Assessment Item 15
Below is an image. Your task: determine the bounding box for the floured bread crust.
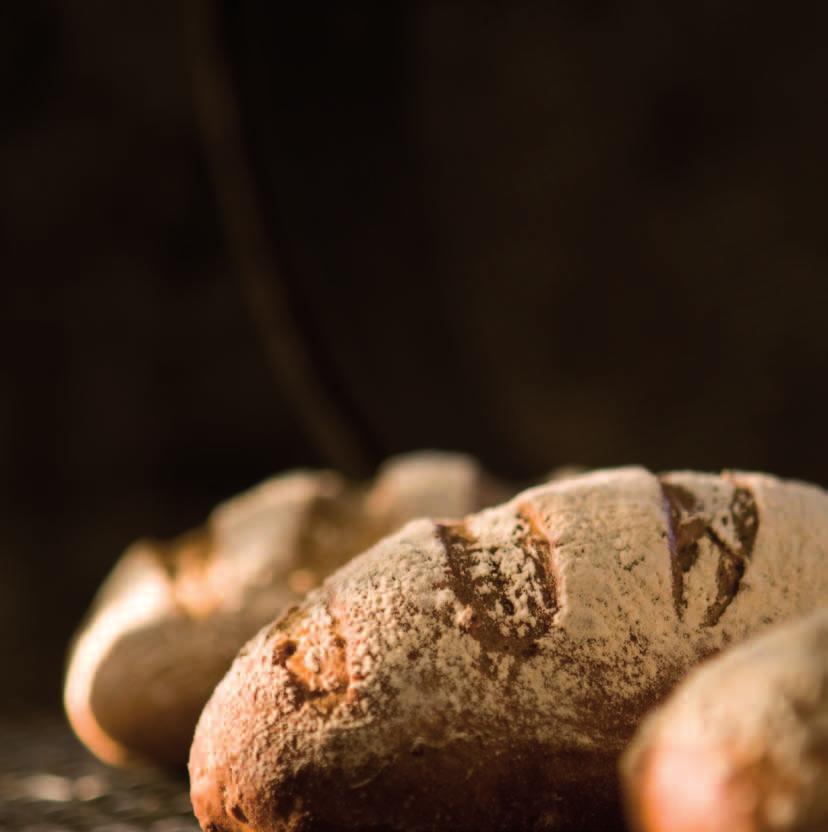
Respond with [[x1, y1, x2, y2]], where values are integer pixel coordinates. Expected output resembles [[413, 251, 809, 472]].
[[621, 609, 828, 832], [189, 466, 828, 831], [65, 451, 502, 767]]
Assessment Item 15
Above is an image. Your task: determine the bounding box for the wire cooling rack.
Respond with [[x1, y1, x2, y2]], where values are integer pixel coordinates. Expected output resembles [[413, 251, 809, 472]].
[[0, 715, 199, 832]]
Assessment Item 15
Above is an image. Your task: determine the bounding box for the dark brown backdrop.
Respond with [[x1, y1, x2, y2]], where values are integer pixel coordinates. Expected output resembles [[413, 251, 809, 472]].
[[2, 1, 827, 711], [0, 2, 318, 710]]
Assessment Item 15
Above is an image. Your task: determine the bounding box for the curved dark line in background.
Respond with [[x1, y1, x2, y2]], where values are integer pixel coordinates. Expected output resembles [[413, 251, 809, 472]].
[[180, 0, 372, 478]]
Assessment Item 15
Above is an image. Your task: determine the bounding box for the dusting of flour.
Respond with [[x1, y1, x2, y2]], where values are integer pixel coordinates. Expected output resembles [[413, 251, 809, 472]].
[[190, 466, 828, 826]]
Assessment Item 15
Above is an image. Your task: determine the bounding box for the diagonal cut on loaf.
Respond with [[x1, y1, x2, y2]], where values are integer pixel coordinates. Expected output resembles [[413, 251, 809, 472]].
[[189, 466, 828, 832]]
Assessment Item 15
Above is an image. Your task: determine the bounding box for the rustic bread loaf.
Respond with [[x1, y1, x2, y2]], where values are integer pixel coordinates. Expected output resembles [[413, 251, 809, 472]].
[[65, 451, 503, 767], [621, 608, 828, 832], [189, 466, 828, 831]]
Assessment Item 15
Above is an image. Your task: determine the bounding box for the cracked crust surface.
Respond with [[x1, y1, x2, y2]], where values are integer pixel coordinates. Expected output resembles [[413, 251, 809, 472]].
[[660, 476, 760, 626], [621, 609, 828, 832], [189, 466, 828, 831], [64, 451, 503, 767]]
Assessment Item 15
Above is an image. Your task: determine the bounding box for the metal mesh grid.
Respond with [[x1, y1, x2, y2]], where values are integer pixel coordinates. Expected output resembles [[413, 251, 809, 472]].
[[0, 715, 198, 832]]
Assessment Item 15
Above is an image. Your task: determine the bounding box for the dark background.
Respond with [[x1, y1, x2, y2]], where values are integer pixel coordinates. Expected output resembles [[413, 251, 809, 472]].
[[2, 1, 827, 712]]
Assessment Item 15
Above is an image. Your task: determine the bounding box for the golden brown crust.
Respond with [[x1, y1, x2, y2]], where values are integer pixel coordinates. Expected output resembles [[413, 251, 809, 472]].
[[65, 452, 501, 767], [190, 467, 828, 831]]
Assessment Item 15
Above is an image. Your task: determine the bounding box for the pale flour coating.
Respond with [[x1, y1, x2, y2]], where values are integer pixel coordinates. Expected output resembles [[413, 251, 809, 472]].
[[190, 466, 828, 831]]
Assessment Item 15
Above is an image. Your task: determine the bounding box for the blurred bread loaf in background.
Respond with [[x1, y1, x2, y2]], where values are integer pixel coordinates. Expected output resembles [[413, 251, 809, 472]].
[[64, 451, 507, 766]]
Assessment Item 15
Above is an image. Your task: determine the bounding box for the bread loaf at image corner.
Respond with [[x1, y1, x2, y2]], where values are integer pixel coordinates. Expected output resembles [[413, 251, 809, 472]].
[[64, 452, 506, 767], [189, 466, 828, 832], [621, 608, 828, 832]]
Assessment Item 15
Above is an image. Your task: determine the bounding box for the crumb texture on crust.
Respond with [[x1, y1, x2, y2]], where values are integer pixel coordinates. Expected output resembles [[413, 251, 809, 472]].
[[621, 608, 828, 832], [189, 466, 828, 831], [65, 451, 495, 767]]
